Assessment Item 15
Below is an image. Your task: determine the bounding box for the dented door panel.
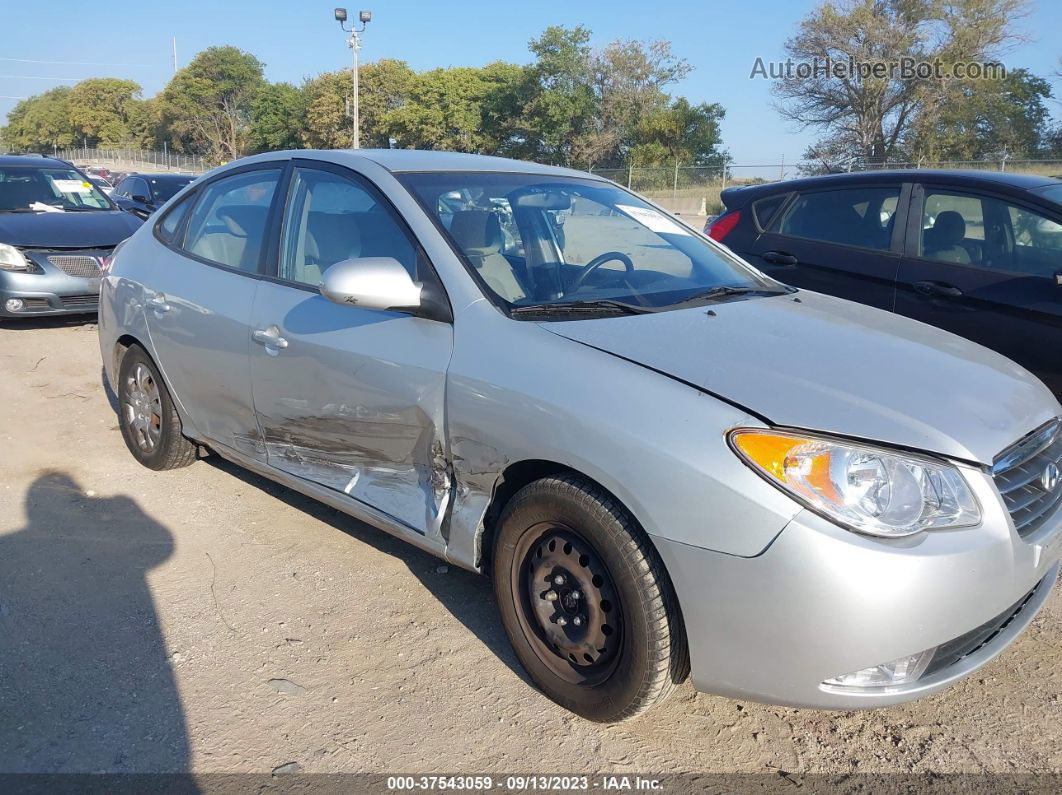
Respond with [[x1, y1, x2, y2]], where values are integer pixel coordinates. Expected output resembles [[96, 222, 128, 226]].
[[249, 281, 453, 536]]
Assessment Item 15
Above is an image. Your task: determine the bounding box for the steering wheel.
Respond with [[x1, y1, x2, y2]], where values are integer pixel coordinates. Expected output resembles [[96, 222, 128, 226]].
[[568, 251, 635, 292]]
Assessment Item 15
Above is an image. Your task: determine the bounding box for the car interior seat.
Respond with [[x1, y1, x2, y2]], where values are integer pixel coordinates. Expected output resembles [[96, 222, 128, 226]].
[[923, 210, 972, 264], [448, 210, 527, 302]]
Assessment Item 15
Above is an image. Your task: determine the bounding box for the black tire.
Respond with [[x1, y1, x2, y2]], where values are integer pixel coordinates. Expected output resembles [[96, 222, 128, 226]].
[[493, 473, 688, 722], [117, 344, 197, 471]]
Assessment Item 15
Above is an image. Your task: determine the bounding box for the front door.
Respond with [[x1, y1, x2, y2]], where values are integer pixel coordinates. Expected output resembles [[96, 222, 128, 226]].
[[143, 163, 283, 458], [249, 162, 454, 536], [895, 185, 1062, 396]]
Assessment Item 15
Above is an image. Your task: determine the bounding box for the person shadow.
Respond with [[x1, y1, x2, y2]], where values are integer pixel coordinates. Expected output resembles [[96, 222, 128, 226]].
[[0, 471, 190, 774]]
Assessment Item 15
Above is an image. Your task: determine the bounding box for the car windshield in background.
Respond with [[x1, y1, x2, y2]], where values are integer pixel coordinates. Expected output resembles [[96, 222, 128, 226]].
[[148, 177, 193, 202], [398, 172, 785, 316], [0, 166, 112, 212]]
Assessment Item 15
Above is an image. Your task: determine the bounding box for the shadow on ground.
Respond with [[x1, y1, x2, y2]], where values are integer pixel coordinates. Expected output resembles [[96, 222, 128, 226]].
[[204, 455, 532, 688], [0, 472, 190, 773]]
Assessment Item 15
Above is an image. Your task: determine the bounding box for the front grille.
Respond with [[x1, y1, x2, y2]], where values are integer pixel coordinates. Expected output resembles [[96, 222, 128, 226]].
[[58, 295, 98, 308], [923, 576, 1045, 677], [47, 254, 101, 278], [992, 419, 1062, 539]]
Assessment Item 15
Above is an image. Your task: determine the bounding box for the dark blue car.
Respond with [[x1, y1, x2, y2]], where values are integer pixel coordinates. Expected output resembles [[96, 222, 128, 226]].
[[0, 155, 143, 319], [707, 169, 1062, 397]]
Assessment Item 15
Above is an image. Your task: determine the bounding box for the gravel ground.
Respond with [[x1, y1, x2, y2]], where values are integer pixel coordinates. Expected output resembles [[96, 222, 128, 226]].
[[1, 318, 1061, 781]]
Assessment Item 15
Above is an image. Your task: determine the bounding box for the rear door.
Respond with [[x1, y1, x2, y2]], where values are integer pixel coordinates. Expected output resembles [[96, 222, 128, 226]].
[[142, 162, 284, 458], [249, 160, 454, 536], [748, 183, 907, 310], [895, 184, 1062, 395]]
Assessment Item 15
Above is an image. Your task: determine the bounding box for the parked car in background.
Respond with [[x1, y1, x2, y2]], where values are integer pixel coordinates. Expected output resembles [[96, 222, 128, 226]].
[[88, 175, 114, 195], [0, 155, 142, 319], [706, 170, 1062, 396], [112, 173, 195, 218], [100, 150, 1061, 721]]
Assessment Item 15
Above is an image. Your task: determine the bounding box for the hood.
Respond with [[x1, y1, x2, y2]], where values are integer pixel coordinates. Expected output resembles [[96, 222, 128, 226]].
[[0, 210, 142, 248], [543, 290, 1060, 465]]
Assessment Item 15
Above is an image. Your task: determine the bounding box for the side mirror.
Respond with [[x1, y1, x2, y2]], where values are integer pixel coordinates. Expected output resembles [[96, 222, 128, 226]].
[[131, 194, 149, 203], [320, 257, 450, 321]]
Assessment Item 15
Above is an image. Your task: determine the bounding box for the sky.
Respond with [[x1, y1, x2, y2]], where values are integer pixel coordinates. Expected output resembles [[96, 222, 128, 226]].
[[2, 0, 1060, 164]]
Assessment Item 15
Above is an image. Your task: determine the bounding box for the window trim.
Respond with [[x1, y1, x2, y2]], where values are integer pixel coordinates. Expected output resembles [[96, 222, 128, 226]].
[[906, 182, 1062, 279], [768, 183, 909, 255], [153, 160, 287, 277], [256, 159, 454, 322], [751, 192, 794, 233]]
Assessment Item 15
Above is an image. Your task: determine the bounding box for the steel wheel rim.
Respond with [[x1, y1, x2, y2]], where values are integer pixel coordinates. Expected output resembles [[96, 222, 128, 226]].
[[511, 522, 623, 686], [123, 363, 162, 453]]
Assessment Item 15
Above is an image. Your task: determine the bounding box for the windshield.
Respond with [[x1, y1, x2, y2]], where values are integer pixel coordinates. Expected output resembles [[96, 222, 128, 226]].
[[0, 166, 112, 211], [399, 172, 783, 316], [148, 176, 193, 203]]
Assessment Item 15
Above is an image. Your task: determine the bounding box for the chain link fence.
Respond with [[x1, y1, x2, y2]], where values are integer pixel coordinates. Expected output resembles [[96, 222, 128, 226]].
[[51, 146, 208, 175]]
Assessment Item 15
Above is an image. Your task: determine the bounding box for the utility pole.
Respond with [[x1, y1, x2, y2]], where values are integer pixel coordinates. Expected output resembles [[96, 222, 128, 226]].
[[172, 37, 178, 74], [335, 9, 372, 149]]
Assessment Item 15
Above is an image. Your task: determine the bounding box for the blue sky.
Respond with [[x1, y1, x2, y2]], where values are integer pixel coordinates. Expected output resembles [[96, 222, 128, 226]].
[[2, 0, 1060, 163]]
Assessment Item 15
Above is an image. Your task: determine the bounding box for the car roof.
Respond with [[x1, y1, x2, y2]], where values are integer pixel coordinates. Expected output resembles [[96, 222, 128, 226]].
[[722, 168, 1061, 208], [0, 154, 74, 168], [234, 148, 599, 179]]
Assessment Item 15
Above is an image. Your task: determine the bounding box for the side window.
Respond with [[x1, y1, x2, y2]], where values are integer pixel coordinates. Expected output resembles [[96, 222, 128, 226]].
[[752, 194, 788, 230], [113, 178, 129, 197], [777, 186, 900, 251], [278, 167, 421, 287], [1005, 203, 1062, 277], [920, 192, 983, 265], [155, 193, 194, 244], [128, 178, 148, 199], [182, 168, 280, 272]]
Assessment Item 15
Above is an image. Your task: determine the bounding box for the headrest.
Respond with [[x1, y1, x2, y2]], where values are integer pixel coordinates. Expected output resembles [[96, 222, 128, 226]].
[[449, 210, 501, 254], [217, 205, 266, 237], [929, 211, 966, 245]]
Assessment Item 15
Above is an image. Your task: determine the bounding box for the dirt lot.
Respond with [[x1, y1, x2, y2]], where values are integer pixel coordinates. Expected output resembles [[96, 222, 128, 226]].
[[1, 318, 1061, 780]]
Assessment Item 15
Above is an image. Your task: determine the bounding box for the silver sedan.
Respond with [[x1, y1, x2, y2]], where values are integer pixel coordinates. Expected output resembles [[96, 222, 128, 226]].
[[99, 150, 1062, 721]]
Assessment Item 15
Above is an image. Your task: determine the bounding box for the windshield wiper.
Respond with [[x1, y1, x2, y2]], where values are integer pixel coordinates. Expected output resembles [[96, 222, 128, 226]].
[[665, 285, 792, 308], [510, 299, 653, 317]]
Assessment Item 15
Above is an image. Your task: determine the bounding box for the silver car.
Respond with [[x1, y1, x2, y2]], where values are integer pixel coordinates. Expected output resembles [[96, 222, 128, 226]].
[[99, 150, 1062, 722]]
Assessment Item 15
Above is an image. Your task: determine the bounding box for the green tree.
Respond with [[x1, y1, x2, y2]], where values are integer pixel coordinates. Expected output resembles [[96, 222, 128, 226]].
[[301, 70, 353, 149], [2, 87, 76, 151], [631, 98, 727, 166], [68, 78, 143, 146], [250, 82, 307, 152], [160, 46, 266, 162]]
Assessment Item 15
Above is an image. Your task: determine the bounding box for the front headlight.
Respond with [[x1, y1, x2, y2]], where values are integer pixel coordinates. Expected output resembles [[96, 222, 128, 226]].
[[0, 243, 29, 271], [729, 429, 981, 537]]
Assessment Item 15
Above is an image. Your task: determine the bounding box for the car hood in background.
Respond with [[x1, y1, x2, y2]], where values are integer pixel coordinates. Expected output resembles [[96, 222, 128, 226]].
[[0, 210, 142, 248], [542, 290, 1060, 465]]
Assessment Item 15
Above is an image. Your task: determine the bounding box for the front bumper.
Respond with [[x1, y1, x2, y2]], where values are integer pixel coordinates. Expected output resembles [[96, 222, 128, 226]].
[[654, 465, 1062, 709], [0, 249, 106, 317]]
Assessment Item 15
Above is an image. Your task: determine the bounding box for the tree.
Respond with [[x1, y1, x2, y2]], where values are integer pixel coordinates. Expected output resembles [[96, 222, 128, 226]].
[[359, 59, 416, 148], [250, 82, 307, 152], [773, 0, 1030, 167], [160, 46, 265, 162], [388, 63, 524, 152], [68, 78, 143, 147], [631, 98, 728, 166], [301, 70, 354, 149], [2, 87, 76, 151]]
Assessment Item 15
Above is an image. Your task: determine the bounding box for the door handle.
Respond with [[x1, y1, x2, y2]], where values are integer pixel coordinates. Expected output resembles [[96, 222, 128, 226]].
[[762, 251, 798, 266], [913, 280, 963, 298], [252, 327, 289, 349], [146, 294, 171, 313]]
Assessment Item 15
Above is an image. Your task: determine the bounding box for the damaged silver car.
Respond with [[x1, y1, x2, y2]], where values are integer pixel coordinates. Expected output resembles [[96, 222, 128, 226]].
[[99, 150, 1062, 722]]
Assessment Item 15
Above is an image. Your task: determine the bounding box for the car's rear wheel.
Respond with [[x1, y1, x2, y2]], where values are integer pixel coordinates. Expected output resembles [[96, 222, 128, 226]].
[[117, 345, 197, 471], [493, 474, 688, 722]]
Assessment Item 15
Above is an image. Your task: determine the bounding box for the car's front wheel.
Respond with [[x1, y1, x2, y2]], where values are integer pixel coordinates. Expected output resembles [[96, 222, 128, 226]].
[[493, 474, 688, 722], [117, 345, 197, 471]]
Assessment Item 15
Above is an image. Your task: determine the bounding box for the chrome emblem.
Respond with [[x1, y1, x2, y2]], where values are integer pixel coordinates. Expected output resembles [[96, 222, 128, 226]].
[[1042, 462, 1061, 493]]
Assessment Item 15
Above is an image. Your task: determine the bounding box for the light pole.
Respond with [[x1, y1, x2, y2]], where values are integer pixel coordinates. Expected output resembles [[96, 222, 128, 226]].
[[335, 8, 371, 149]]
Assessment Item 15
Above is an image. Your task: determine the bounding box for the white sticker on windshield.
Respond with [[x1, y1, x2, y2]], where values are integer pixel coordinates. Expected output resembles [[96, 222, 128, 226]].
[[52, 179, 93, 194], [616, 204, 690, 236]]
